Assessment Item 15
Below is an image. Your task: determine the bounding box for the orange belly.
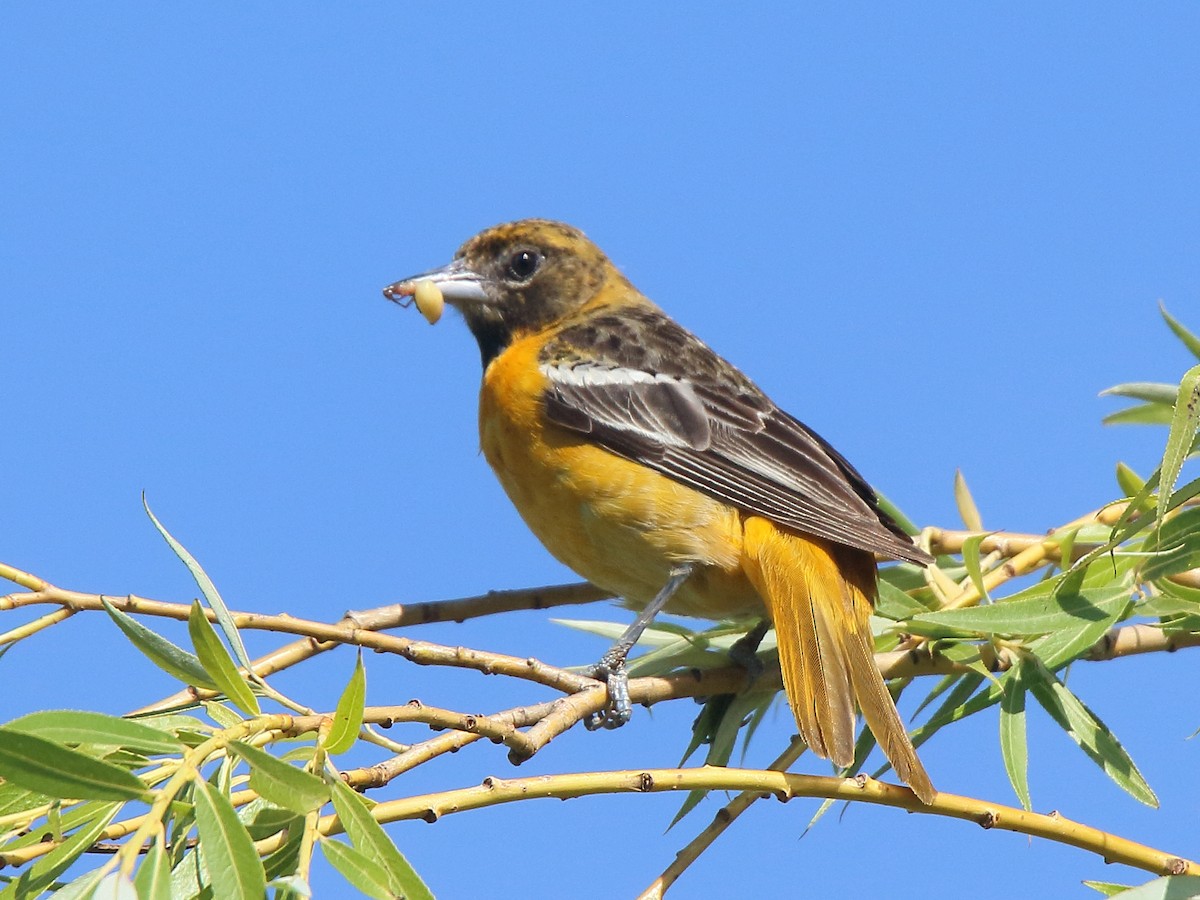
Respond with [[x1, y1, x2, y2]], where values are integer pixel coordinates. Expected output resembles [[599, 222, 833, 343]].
[[478, 332, 763, 620]]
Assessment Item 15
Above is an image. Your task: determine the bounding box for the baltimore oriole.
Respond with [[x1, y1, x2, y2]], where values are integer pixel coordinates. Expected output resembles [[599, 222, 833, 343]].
[[384, 219, 936, 803]]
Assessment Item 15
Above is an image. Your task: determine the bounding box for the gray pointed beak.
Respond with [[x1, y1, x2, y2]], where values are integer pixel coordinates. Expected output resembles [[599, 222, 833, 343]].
[[382, 257, 488, 305]]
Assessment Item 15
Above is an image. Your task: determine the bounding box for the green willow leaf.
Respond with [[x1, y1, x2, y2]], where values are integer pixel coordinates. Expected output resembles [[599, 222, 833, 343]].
[[874, 579, 931, 620], [1024, 661, 1158, 807], [1028, 587, 1132, 671], [324, 652, 366, 755], [1140, 511, 1200, 583], [954, 469, 984, 532], [1099, 382, 1179, 404], [187, 601, 260, 718], [999, 661, 1030, 810], [0, 783, 47, 819], [320, 838, 397, 900], [914, 579, 1129, 637], [44, 867, 110, 900], [101, 599, 217, 690], [262, 817, 305, 881], [911, 673, 959, 720], [240, 796, 303, 842], [203, 700, 245, 729], [0, 801, 120, 898], [0, 729, 150, 801], [960, 533, 992, 603], [3, 710, 180, 755], [670, 691, 772, 828], [1102, 403, 1175, 427], [904, 672, 991, 752], [192, 777, 267, 900], [229, 741, 328, 815], [1115, 461, 1147, 497], [326, 773, 433, 900], [1158, 364, 1200, 528], [133, 840, 173, 900], [875, 492, 921, 536], [1111, 873, 1200, 899], [143, 495, 252, 671], [1160, 302, 1200, 361], [3, 800, 116, 854], [1080, 881, 1133, 897]]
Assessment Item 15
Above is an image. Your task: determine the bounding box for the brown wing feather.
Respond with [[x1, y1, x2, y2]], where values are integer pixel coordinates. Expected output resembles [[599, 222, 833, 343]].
[[541, 306, 931, 565]]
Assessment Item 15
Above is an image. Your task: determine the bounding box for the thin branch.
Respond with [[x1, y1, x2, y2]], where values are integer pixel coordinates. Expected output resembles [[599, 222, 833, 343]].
[[0, 607, 76, 646], [0, 584, 599, 697], [251, 767, 1198, 878], [350, 701, 561, 788], [137, 581, 612, 713]]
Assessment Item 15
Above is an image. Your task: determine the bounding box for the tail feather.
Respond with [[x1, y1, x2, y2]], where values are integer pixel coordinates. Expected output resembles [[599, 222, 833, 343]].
[[741, 516, 936, 804]]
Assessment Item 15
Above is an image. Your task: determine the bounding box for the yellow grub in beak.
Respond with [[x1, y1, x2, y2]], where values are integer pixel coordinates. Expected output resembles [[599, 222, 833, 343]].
[[413, 279, 444, 325]]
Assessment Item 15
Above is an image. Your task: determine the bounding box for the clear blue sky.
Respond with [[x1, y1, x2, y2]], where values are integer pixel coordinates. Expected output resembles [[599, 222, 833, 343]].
[[3, 5, 1199, 898]]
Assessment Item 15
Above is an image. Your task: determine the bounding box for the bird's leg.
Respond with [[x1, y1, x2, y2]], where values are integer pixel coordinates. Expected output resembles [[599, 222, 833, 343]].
[[728, 618, 771, 685], [584, 562, 694, 731]]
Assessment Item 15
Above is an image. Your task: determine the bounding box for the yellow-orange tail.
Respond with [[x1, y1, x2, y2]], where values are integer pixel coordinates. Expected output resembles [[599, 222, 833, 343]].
[[740, 516, 936, 804]]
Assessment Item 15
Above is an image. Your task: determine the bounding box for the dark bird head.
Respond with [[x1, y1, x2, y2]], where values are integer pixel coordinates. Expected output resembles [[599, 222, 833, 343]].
[[384, 219, 618, 365]]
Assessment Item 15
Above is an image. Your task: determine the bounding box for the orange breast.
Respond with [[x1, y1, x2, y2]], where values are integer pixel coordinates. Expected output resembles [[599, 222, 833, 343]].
[[478, 332, 763, 620]]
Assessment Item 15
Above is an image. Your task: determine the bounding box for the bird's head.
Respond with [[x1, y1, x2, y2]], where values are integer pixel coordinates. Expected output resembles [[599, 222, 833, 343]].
[[384, 219, 617, 365]]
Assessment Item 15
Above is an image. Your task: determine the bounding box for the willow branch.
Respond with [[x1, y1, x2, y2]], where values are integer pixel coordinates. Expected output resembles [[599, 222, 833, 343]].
[[138, 581, 612, 713], [247, 767, 1197, 878], [0, 584, 599, 698]]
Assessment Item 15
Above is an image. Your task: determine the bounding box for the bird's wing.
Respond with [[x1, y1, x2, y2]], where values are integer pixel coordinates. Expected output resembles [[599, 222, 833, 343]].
[[540, 306, 930, 564]]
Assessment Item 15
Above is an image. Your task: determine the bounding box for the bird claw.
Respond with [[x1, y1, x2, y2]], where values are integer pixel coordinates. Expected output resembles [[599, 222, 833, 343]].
[[728, 619, 770, 688], [582, 659, 632, 730]]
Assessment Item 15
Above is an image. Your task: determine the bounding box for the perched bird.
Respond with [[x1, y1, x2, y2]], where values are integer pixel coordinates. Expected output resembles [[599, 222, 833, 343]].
[[384, 219, 936, 803]]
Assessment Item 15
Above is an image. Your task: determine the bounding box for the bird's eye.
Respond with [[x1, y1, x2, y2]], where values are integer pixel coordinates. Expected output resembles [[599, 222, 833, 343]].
[[507, 249, 542, 281]]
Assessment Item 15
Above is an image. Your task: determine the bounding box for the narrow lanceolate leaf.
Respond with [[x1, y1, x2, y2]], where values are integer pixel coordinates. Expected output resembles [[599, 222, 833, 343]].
[[1080, 881, 1133, 897], [133, 840, 173, 900], [960, 533, 992, 603], [1160, 301, 1200, 361], [90, 872, 140, 900], [953, 469, 984, 532], [187, 601, 260, 717], [204, 700, 245, 729], [192, 777, 267, 900], [1111, 874, 1200, 899], [3, 710, 180, 754], [914, 580, 1131, 637], [324, 652, 366, 755], [102, 599, 217, 690], [326, 773, 434, 900], [1024, 661, 1158, 807], [1102, 403, 1175, 427], [0, 782, 47, 818], [1099, 382, 1180, 404], [45, 867, 109, 900], [0, 729, 150, 801], [320, 838, 398, 900], [999, 661, 1031, 810], [1158, 364, 1200, 528], [1029, 585, 1133, 671], [874, 579, 931, 620], [230, 741, 328, 815], [1140, 534, 1200, 585], [143, 495, 252, 670], [1115, 461, 1147, 498], [874, 492, 921, 536], [0, 801, 120, 898], [904, 673, 990, 751]]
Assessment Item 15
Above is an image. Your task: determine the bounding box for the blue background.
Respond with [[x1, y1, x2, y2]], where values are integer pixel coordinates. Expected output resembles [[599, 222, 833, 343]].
[[2, 5, 1198, 897]]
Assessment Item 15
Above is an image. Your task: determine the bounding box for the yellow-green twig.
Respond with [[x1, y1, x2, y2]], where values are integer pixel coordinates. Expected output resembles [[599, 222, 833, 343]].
[[258, 767, 1198, 878]]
